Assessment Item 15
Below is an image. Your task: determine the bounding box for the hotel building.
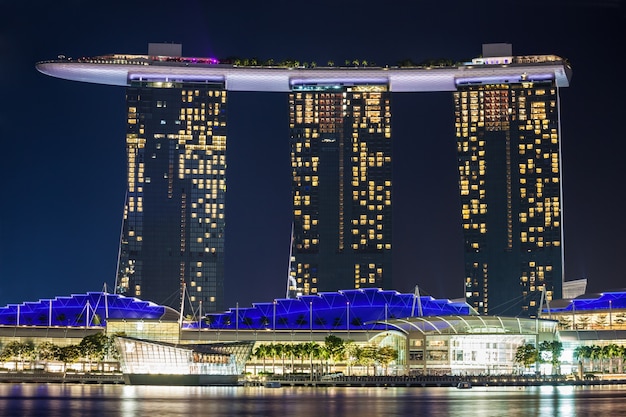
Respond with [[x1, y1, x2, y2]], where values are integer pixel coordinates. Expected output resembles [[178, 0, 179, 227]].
[[455, 44, 565, 317], [116, 44, 227, 312], [288, 84, 392, 296], [36, 43, 571, 316]]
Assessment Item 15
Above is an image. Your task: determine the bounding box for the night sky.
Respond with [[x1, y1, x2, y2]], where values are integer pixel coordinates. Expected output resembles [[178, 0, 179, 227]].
[[1, 0, 624, 309]]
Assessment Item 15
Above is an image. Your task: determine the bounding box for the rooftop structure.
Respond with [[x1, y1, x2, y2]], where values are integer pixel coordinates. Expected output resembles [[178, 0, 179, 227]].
[[198, 288, 475, 332], [0, 292, 177, 327], [543, 290, 626, 314], [36, 51, 571, 92], [0, 288, 473, 332]]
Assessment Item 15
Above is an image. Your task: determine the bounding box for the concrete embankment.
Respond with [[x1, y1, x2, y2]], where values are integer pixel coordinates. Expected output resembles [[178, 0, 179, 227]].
[[0, 371, 124, 384], [3, 372, 625, 387], [244, 375, 626, 388]]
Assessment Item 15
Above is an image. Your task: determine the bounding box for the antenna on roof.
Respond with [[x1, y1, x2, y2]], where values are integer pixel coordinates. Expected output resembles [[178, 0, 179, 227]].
[[102, 282, 110, 323], [411, 285, 423, 317]]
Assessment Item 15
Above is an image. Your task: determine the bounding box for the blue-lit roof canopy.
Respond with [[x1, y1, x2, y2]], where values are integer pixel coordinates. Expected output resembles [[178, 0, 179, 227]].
[[543, 290, 626, 314], [191, 288, 476, 331], [8, 288, 623, 331], [0, 292, 177, 327]]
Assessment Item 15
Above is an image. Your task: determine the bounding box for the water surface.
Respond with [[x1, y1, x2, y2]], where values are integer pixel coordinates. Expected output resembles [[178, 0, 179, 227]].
[[1, 383, 624, 416]]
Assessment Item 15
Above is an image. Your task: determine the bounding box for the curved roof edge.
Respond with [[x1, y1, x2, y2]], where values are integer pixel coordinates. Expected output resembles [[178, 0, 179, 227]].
[[380, 315, 558, 335], [190, 287, 476, 331], [36, 57, 571, 92], [543, 290, 626, 314], [0, 292, 179, 326]]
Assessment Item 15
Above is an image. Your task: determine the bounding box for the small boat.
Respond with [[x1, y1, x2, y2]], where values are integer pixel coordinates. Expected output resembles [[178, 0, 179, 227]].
[[456, 381, 472, 389], [264, 381, 282, 388]]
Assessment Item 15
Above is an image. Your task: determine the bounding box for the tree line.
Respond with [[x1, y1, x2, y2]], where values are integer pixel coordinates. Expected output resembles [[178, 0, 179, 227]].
[[515, 341, 626, 375], [514, 341, 563, 374], [573, 344, 626, 374], [0, 333, 117, 373], [251, 335, 397, 376]]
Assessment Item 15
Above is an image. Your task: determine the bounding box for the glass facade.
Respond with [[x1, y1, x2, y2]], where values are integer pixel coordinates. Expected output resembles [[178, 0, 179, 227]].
[[400, 316, 556, 375], [288, 84, 392, 296], [455, 82, 564, 317], [116, 80, 227, 313], [115, 336, 253, 376], [542, 291, 626, 331]]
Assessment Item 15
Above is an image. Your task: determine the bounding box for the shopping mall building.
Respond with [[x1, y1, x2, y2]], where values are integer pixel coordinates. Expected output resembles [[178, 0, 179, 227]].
[[1, 288, 625, 376]]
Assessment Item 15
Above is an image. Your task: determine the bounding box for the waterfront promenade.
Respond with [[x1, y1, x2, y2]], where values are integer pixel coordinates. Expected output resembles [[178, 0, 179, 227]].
[[3, 371, 626, 387], [0, 371, 124, 384], [245, 374, 626, 388]]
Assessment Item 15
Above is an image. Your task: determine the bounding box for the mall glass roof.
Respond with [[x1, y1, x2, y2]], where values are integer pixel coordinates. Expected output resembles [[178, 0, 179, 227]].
[[5, 289, 623, 331], [0, 292, 178, 327], [383, 315, 558, 336], [543, 290, 626, 314], [192, 288, 476, 331], [0, 288, 474, 331]]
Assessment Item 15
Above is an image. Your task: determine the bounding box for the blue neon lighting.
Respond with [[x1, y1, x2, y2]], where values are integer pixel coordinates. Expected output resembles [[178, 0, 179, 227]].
[[190, 288, 475, 331], [543, 291, 626, 313], [0, 292, 169, 327]]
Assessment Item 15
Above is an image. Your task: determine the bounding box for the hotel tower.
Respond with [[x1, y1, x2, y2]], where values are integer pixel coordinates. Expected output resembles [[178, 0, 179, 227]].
[[37, 43, 571, 316], [117, 44, 227, 312], [455, 44, 565, 317], [287, 84, 393, 297]]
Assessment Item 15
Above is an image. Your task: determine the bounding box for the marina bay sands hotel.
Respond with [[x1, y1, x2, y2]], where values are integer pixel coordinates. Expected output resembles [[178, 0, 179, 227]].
[[36, 43, 572, 317]]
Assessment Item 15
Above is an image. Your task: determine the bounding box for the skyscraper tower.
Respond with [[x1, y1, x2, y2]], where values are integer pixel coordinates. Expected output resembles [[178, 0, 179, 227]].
[[287, 84, 392, 296], [116, 45, 227, 313], [455, 44, 564, 317]]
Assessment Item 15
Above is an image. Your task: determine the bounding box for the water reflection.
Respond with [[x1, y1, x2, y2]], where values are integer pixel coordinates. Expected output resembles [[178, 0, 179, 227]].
[[0, 384, 625, 417]]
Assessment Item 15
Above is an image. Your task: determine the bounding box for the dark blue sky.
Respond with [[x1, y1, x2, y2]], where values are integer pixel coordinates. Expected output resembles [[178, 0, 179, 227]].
[[1, 0, 624, 309]]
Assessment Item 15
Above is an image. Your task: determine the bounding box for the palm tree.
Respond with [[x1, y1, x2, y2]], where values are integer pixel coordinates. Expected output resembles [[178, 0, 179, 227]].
[[605, 344, 620, 373], [292, 343, 307, 373], [617, 345, 626, 374], [283, 343, 296, 374], [574, 345, 592, 375], [253, 344, 269, 374], [302, 342, 320, 379], [590, 345, 603, 372], [265, 343, 277, 374], [539, 341, 563, 375], [318, 345, 331, 375], [273, 343, 287, 375]]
